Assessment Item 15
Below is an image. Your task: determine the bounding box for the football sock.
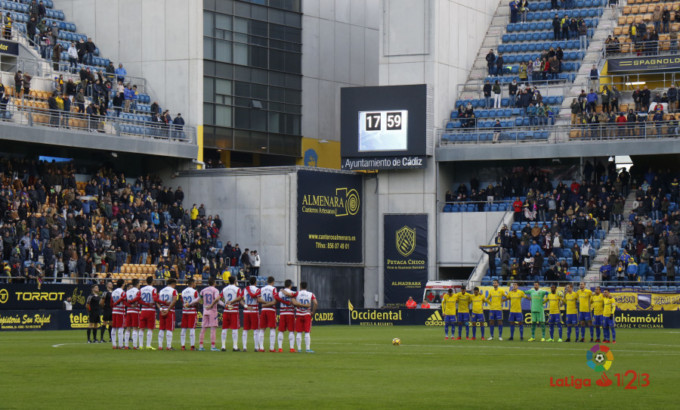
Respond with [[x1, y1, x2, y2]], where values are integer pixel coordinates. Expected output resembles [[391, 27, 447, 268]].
[[242, 331, 248, 349], [481, 325, 485, 339], [232, 330, 238, 349], [465, 324, 469, 338], [472, 325, 477, 339], [498, 324, 503, 338], [296, 332, 302, 350], [596, 326, 601, 339], [181, 329, 186, 347], [289, 332, 295, 349], [444, 323, 449, 337], [589, 326, 594, 338], [558, 323, 563, 338], [166, 330, 173, 348], [510, 324, 515, 338], [132, 329, 138, 348], [138, 329, 143, 348], [567, 326, 572, 339], [100, 326, 105, 340], [210, 328, 216, 347], [519, 325, 524, 338], [269, 329, 276, 350], [190, 329, 196, 347], [458, 324, 462, 336], [108, 325, 112, 340], [581, 326, 586, 339], [120, 328, 126, 347], [147, 329, 153, 347], [541, 323, 546, 338], [531, 323, 536, 338], [550, 324, 554, 339], [278, 331, 284, 349], [488, 325, 493, 338], [305, 333, 311, 351], [199, 327, 206, 347], [221, 330, 227, 349], [603, 327, 609, 340], [111, 327, 117, 347], [119, 329, 130, 347], [158, 330, 165, 349], [87, 328, 91, 341], [610, 327, 616, 341]]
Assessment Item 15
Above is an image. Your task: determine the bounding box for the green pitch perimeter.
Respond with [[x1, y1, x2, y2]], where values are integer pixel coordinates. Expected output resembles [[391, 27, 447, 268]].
[[1, 327, 678, 409]]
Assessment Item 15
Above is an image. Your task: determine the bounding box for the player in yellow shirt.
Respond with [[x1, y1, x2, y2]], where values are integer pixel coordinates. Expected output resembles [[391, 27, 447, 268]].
[[602, 289, 617, 343], [564, 283, 579, 342], [441, 288, 458, 340], [544, 283, 563, 342], [576, 282, 594, 342], [506, 282, 526, 341], [456, 286, 472, 340], [470, 287, 488, 340], [486, 279, 507, 341], [591, 286, 605, 342]]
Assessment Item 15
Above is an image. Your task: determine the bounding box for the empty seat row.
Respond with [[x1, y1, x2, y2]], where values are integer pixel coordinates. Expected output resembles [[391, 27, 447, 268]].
[[455, 96, 564, 110], [527, 0, 606, 11], [507, 19, 598, 32], [498, 40, 583, 53], [524, 8, 604, 22], [502, 52, 585, 64], [441, 131, 550, 142], [442, 203, 512, 212]]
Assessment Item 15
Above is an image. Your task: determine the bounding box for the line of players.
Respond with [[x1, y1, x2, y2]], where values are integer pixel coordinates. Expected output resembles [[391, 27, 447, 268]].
[[105, 275, 318, 352], [440, 280, 618, 343]]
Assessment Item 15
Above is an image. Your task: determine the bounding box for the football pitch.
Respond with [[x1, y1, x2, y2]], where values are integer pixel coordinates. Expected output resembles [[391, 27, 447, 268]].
[[1, 326, 678, 409]]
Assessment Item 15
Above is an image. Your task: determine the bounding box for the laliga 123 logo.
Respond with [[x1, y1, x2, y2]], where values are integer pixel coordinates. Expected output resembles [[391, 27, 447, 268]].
[[550, 345, 651, 389]]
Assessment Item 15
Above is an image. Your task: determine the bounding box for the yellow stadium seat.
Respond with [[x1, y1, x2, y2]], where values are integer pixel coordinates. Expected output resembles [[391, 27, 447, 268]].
[[632, 5, 640, 13], [623, 6, 631, 14]]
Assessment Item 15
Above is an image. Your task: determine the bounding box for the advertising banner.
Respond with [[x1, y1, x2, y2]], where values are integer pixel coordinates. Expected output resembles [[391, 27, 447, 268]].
[[297, 169, 363, 264], [383, 214, 428, 308], [0, 284, 91, 310], [0, 40, 19, 56], [608, 55, 680, 73]]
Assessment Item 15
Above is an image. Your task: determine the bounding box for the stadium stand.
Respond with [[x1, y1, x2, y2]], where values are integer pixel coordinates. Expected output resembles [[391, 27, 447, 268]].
[[0, 157, 263, 286], [442, 0, 609, 143], [0, 0, 189, 141]]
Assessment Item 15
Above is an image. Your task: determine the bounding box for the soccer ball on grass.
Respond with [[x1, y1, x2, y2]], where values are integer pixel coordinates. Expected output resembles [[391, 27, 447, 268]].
[[392, 338, 401, 346]]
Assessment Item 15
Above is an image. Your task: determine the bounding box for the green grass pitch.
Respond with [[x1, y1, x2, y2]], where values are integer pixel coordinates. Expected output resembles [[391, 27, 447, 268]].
[[1, 326, 678, 409]]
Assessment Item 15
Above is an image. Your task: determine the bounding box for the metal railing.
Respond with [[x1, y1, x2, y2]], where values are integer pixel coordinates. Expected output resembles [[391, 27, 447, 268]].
[[0, 102, 197, 144], [439, 119, 680, 145]]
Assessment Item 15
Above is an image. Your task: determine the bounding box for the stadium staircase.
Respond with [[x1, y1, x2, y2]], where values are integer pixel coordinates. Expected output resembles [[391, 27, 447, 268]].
[[443, 0, 610, 144], [584, 190, 636, 285]]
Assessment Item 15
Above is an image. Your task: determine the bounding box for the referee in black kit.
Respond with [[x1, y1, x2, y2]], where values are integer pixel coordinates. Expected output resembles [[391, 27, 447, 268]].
[[86, 285, 102, 343], [99, 281, 114, 342]]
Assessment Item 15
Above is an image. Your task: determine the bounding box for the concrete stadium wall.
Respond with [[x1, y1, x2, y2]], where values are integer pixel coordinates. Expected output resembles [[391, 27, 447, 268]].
[[53, 0, 203, 128], [301, 0, 380, 142], [171, 168, 298, 282], [379, 0, 501, 128], [437, 211, 506, 266]]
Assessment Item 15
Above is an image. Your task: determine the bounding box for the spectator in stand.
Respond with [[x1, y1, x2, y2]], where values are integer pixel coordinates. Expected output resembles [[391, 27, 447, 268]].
[[578, 18, 588, 50], [52, 43, 63, 71], [115, 64, 127, 83], [4, 12, 12, 40], [496, 53, 504, 77], [105, 61, 115, 81], [130, 85, 138, 111], [14, 70, 22, 98], [519, 0, 528, 23], [509, 1, 518, 23], [586, 89, 598, 113], [50, 21, 59, 47], [85, 37, 96, 65], [27, 16, 37, 45], [485, 49, 495, 76], [38, 0, 46, 20], [75, 88, 85, 113], [570, 98, 581, 125], [641, 86, 651, 112], [67, 42, 78, 73], [669, 84, 677, 113], [123, 84, 134, 112], [172, 113, 185, 139], [76, 38, 86, 64], [22, 74, 31, 99], [552, 14, 560, 40], [508, 79, 518, 107], [483, 80, 492, 109], [493, 80, 502, 109]]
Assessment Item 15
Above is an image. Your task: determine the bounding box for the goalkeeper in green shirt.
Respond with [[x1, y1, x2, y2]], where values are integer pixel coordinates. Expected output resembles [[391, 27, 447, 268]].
[[524, 282, 549, 342]]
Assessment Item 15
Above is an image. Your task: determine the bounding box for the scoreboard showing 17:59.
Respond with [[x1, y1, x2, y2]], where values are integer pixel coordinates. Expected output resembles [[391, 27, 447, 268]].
[[358, 110, 409, 152]]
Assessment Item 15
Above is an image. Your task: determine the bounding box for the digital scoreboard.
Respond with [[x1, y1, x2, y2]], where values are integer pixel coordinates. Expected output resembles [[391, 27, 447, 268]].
[[358, 110, 408, 152], [341, 85, 431, 171]]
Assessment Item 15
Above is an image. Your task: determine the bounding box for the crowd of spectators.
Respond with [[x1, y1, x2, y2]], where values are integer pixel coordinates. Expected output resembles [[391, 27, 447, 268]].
[[569, 83, 680, 139], [0, 157, 258, 285]]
